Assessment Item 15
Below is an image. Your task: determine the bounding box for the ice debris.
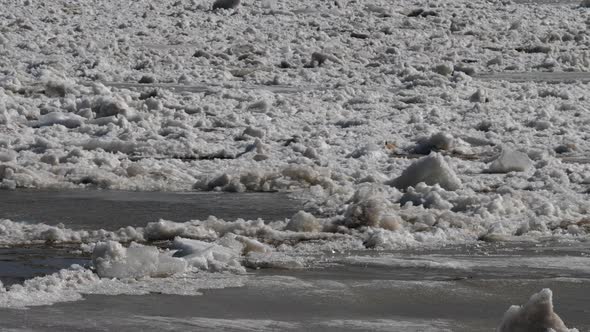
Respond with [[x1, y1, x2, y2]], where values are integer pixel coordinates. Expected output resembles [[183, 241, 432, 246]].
[[388, 153, 462, 191], [286, 210, 322, 232], [92, 241, 187, 278], [487, 149, 533, 173], [172, 237, 245, 273], [344, 186, 403, 230], [413, 132, 455, 154], [497, 288, 578, 332], [34, 112, 86, 128]]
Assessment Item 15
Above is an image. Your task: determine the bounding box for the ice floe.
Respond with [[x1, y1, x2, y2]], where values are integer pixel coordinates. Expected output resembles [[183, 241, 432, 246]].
[[497, 288, 578, 332]]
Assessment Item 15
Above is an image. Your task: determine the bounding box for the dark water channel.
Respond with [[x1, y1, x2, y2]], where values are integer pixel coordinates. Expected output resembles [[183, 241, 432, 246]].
[[0, 189, 301, 230]]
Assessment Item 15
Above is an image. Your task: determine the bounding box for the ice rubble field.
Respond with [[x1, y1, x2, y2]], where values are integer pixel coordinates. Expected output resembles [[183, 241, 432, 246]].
[[0, 0, 590, 329]]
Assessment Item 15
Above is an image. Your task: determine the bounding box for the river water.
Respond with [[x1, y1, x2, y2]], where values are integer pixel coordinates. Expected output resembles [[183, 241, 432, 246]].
[[0, 190, 588, 331]]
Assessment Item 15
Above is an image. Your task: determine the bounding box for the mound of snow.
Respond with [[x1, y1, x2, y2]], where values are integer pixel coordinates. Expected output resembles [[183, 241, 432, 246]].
[[413, 132, 454, 154], [44, 78, 75, 98], [91, 96, 136, 119], [144, 219, 189, 241], [282, 165, 333, 189], [247, 99, 271, 113], [388, 153, 462, 191], [399, 183, 454, 210], [497, 288, 578, 332], [0, 149, 16, 162], [344, 186, 403, 230], [286, 211, 322, 232], [92, 241, 187, 279], [487, 149, 533, 173], [469, 88, 488, 103], [348, 143, 385, 159]]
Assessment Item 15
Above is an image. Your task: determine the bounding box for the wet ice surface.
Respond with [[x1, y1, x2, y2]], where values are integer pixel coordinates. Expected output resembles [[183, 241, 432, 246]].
[[0, 243, 589, 331], [0, 246, 88, 287], [0, 192, 587, 330], [0, 189, 588, 331]]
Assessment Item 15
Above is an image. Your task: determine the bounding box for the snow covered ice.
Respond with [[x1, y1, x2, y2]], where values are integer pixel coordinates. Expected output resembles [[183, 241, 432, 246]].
[[0, 0, 589, 329]]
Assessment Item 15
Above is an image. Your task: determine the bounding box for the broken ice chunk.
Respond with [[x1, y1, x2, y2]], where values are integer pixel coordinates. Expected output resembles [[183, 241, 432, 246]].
[[486, 149, 532, 173], [497, 288, 578, 332], [388, 153, 462, 191]]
